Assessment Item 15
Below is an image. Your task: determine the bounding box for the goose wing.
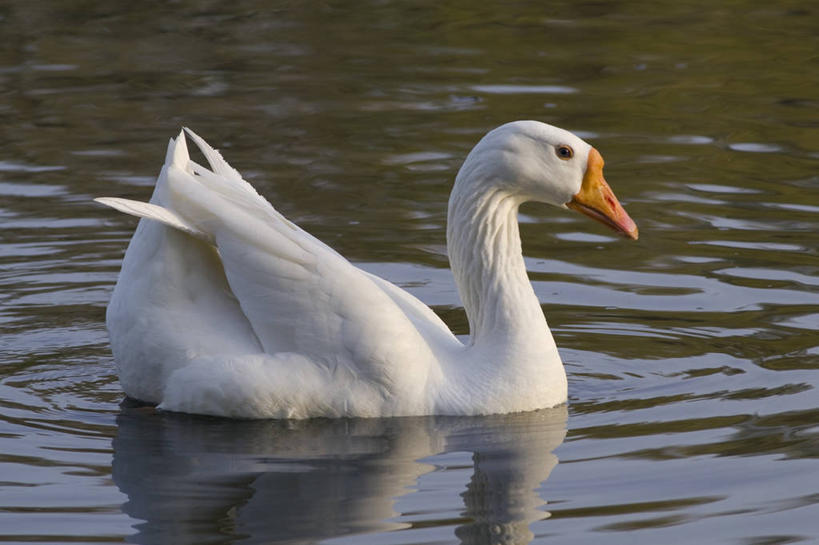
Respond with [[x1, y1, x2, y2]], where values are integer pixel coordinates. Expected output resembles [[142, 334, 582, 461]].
[[98, 130, 460, 383]]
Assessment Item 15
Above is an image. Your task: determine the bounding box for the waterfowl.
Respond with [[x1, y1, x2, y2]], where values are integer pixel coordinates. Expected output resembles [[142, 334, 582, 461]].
[[96, 121, 637, 419]]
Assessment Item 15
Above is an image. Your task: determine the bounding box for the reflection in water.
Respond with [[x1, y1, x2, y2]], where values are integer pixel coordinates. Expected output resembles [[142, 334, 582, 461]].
[[112, 405, 567, 545], [458, 450, 548, 545], [453, 420, 564, 545]]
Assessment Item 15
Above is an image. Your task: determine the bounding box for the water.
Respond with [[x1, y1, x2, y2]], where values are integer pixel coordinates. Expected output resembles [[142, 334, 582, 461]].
[[1, 1, 817, 543]]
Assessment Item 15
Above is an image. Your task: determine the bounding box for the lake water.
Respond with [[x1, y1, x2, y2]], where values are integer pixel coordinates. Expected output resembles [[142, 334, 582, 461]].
[[1, 1, 818, 543]]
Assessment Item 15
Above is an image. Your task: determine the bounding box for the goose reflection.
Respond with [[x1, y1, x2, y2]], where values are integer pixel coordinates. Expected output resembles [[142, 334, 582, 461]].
[[112, 405, 567, 544]]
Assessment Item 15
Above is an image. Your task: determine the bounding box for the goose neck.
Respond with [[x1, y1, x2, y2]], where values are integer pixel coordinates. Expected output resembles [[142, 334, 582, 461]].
[[446, 182, 546, 346]]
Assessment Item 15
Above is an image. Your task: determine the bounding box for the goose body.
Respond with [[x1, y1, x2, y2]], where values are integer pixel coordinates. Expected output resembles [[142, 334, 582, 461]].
[[97, 121, 637, 419]]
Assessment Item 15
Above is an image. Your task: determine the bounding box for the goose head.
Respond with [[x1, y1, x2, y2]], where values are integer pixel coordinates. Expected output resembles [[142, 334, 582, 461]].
[[455, 120, 638, 239]]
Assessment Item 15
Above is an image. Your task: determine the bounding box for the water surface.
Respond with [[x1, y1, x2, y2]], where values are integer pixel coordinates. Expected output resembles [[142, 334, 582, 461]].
[[1, 1, 818, 544]]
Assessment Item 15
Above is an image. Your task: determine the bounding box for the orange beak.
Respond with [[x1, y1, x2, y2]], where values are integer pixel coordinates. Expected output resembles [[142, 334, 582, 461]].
[[566, 148, 639, 240]]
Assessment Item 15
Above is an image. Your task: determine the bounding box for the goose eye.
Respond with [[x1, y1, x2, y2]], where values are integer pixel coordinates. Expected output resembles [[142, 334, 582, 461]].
[[555, 145, 574, 160]]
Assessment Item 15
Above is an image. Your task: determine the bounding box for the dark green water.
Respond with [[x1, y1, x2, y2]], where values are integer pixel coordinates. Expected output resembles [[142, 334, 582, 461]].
[[1, 1, 817, 543]]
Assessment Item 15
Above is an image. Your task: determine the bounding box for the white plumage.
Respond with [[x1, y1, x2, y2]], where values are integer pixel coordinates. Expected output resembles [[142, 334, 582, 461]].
[[97, 121, 637, 418]]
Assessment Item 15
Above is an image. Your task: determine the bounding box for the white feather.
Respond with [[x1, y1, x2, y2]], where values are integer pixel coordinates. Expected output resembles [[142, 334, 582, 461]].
[[95, 197, 211, 242]]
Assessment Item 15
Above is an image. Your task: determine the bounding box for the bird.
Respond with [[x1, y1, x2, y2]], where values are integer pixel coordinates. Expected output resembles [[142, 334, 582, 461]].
[[96, 121, 638, 419]]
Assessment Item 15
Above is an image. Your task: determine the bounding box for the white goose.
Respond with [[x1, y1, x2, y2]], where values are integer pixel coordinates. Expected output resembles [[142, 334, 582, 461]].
[[97, 121, 637, 419]]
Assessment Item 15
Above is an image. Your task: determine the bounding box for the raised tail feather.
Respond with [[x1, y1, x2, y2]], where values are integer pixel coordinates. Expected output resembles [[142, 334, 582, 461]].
[[94, 128, 257, 243], [93, 197, 211, 243], [94, 129, 328, 265]]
